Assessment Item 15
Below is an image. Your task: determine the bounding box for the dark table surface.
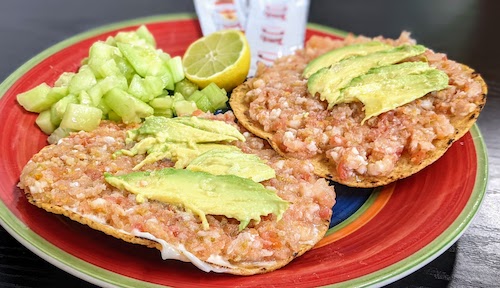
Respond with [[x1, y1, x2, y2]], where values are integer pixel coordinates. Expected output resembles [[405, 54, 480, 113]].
[[0, 0, 498, 287]]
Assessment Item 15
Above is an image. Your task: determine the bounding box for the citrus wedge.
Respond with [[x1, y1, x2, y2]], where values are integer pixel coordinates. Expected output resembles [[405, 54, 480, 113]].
[[182, 30, 250, 91]]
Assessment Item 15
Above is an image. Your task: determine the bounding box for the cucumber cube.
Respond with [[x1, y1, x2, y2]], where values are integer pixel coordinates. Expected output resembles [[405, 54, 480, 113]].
[[60, 103, 102, 132], [201, 82, 228, 111], [103, 88, 154, 123], [113, 56, 135, 82], [136, 25, 156, 48], [47, 127, 73, 144], [172, 92, 186, 102], [187, 90, 212, 111], [78, 90, 93, 106], [117, 42, 173, 89], [128, 75, 164, 102], [96, 99, 111, 117], [117, 42, 157, 77], [50, 86, 69, 99], [54, 72, 76, 87], [174, 79, 198, 98], [166, 56, 184, 83], [153, 108, 174, 118], [194, 95, 212, 112], [36, 110, 57, 134], [88, 75, 128, 105], [149, 96, 174, 110], [89, 41, 122, 59], [158, 68, 175, 90], [88, 57, 122, 79], [114, 31, 144, 46], [107, 110, 122, 122], [68, 65, 97, 95], [173, 100, 197, 116], [50, 94, 79, 126], [105, 36, 116, 46], [17, 83, 58, 113], [158, 49, 171, 62], [186, 90, 205, 102]]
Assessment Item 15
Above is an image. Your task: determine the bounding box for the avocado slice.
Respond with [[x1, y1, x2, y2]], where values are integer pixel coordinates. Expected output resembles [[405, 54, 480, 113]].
[[302, 41, 392, 78], [186, 148, 276, 182], [340, 62, 449, 123], [118, 116, 247, 169], [128, 115, 245, 144], [104, 168, 289, 231], [129, 142, 238, 170], [171, 116, 244, 141], [307, 44, 426, 107]]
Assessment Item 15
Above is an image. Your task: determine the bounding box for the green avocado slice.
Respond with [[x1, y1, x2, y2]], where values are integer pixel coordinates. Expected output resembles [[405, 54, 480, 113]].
[[118, 116, 247, 170], [302, 41, 392, 78], [186, 148, 276, 182], [307, 44, 426, 107], [340, 62, 449, 123], [104, 168, 289, 231], [127, 115, 245, 144]]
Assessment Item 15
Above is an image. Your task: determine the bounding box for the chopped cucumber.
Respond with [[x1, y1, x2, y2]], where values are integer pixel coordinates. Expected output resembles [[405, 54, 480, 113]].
[[105, 36, 116, 46], [88, 57, 122, 79], [167, 56, 184, 83], [50, 94, 79, 126], [117, 42, 157, 77], [96, 99, 111, 117], [158, 49, 171, 62], [47, 127, 73, 144], [173, 100, 197, 116], [54, 72, 76, 87], [195, 95, 212, 112], [149, 96, 174, 110], [17, 24, 197, 137], [88, 75, 128, 105], [78, 90, 93, 106], [153, 108, 174, 118], [172, 92, 185, 102], [36, 110, 57, 134], [117, 42, 174, 90], [68, 65, 97, 95], [186, 90, 211, 112], [49, 86, 69, 99], [89, 41, 122, 59], [60, 103, 102, 131], [159, 68, 175, 90], [128, 74, 164, 102], [107, 110, 122, 122], [114, 31, 144, 46], [135, 25, 156, 47], [201, 82, 228, 111], [113, 55, 136, 82], [103, 88, 154, 123], [17, 83, 58, 113], [174, 79, 198, 98]]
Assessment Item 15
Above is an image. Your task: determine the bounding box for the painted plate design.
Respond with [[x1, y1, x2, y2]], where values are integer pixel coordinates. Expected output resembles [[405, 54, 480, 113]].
[[0, 14, 488, 287]]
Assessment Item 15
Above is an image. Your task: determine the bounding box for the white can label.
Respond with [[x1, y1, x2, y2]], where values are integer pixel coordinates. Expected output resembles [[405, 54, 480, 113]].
[[194, 0, 309, 77], [245, 0, 309, 76]]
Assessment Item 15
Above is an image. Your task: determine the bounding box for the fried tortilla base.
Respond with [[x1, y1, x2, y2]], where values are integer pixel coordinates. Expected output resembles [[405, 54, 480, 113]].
[[230, 65, 487, 188], [19, 119, 335, 275]]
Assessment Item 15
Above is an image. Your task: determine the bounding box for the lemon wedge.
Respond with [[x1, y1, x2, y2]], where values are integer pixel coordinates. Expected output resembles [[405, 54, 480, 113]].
[[182, 30, 251, 91]]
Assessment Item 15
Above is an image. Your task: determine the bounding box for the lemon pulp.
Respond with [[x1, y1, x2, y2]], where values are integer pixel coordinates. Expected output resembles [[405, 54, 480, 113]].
[[183, 30, 251, 91]]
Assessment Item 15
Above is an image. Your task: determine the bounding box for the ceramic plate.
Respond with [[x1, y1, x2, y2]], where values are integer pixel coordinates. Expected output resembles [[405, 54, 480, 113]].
[[0, 14, 488, 287]]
